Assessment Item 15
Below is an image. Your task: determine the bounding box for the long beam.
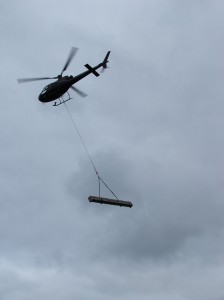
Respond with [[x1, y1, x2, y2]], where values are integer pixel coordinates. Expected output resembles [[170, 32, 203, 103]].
[[88, 196, 133, 208]]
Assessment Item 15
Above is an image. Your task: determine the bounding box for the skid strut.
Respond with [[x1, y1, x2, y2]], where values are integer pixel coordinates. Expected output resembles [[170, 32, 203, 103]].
[[53, 92, 72, 106]]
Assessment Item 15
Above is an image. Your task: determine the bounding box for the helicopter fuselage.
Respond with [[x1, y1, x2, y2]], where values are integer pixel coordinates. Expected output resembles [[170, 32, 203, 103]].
[[18, 49, 110, 104], [38, 76, 74, 103], [38, 61, 105, 103]]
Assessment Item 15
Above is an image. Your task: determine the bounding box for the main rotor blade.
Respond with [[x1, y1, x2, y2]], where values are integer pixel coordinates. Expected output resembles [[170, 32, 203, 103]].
[[17, 76, 58, 83], [70, 86, 87, 98], [60, 47, 79, 76]]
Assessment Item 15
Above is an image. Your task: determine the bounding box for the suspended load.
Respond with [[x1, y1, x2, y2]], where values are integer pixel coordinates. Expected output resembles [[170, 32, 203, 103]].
[[88, 196, 133, 208], [63, 105, 134, 208]]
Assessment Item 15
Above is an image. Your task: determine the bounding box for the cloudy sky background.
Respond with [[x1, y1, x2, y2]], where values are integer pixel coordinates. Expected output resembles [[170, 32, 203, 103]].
[[1, 0, 224, 299]]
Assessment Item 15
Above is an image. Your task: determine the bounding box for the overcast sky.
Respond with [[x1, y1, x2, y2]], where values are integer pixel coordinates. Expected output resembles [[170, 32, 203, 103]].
[[1, 0, 224, 299]]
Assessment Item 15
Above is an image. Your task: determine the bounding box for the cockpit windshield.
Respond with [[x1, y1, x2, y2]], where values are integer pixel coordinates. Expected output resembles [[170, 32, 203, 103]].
[[41, 86, 48, 94]]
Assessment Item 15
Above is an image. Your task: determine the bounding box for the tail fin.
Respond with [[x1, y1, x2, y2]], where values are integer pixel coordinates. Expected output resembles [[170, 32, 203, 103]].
[[84, 51, 111, 77], [102, 51, 111, 69]]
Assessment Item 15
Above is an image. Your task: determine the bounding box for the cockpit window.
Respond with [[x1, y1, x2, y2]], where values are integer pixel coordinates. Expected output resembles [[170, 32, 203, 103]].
[[41, 86, 48, 94]]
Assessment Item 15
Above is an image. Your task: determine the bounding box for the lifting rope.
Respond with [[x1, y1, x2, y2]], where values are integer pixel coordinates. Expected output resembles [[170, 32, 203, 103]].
[[63, 102, 119, 200]]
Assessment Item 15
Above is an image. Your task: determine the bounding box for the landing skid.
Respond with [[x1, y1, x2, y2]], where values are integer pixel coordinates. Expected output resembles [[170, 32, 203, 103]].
[[53, 93, 72, 107]]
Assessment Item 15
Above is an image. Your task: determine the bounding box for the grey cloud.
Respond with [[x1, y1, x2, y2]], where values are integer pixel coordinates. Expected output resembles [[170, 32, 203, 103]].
[[1, 0, 224, 299]]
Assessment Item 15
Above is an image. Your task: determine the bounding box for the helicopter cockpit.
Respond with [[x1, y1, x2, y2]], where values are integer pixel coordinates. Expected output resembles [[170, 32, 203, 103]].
[[41, 86, 48, 94]]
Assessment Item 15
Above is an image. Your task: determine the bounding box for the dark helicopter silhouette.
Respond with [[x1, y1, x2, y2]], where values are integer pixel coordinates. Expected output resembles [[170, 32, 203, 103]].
[[17, 47, 110, 106]]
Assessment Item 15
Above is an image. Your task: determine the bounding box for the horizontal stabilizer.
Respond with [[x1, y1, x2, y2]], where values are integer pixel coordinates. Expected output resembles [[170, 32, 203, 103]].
[[88, 196, 133, 208], [85, 64, 100, 77]]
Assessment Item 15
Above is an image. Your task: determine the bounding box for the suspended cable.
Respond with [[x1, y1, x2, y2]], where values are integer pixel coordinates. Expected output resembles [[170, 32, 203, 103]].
[[98, 176, 119, 200], [63, 102, 119, 200], [64, 102, 98, 176]]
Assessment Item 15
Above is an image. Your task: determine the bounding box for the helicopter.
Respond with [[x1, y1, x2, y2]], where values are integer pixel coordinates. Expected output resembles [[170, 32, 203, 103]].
[[17, 47, 111, 106]]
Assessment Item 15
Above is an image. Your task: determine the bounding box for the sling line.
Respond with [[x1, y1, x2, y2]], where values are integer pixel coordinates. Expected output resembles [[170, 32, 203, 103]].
[[63, 102, 119, 200]]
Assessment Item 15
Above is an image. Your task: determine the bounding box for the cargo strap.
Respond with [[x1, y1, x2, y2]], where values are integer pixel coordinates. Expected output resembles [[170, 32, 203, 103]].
[[64, 102, 119, 200], [97, 175, 119, 200]]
